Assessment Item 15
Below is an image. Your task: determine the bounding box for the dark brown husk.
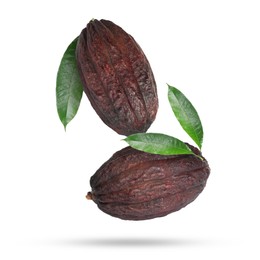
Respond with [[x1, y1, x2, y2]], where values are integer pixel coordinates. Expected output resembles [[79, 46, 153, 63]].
[[87, 145, 210, 220], [76, 19, 158, 135]]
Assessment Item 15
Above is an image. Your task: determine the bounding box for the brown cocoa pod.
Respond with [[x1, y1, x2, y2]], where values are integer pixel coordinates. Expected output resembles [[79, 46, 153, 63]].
[[76, 19, 158, 135], [87, 145, 210, 220]]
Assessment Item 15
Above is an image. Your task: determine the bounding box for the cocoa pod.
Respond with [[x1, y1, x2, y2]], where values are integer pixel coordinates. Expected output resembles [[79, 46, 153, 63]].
[[87, 145, 210, 220], [76, 19, 158, 135]]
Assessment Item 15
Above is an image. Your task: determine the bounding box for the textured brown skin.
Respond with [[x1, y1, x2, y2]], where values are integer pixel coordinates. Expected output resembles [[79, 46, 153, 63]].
[[87, 145, 210, 220], [76, 19, 158, 135]]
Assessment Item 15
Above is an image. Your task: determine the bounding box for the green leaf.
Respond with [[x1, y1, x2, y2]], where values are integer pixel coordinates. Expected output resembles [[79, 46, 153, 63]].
[[56, 37, 83, 130], [168, 85, 203, 149], [124, 133, 194, 156]]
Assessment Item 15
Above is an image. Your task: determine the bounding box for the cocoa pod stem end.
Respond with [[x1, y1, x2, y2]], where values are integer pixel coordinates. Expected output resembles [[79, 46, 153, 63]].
[[86, 192, 93, 200]]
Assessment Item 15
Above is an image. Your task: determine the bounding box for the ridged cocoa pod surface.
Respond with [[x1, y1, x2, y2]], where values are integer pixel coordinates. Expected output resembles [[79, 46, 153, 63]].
[[87, 145, 210, 220], [76, 19, 158, 135]]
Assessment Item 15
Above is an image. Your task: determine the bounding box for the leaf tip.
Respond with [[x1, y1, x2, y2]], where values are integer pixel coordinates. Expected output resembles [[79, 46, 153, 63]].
[[196, 154, 204, 161], [61, 120, 68, 132], [167, 83, 173, 90]]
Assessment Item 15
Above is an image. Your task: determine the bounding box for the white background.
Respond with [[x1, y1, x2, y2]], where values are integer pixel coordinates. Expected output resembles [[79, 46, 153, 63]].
[[1, 0, 260, 259]]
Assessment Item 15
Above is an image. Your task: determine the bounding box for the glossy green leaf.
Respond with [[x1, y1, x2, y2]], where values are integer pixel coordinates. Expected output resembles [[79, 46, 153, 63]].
[[168, 85, 203, 149], [124, 133, 194, 155], [56, 37, 83, 130]]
